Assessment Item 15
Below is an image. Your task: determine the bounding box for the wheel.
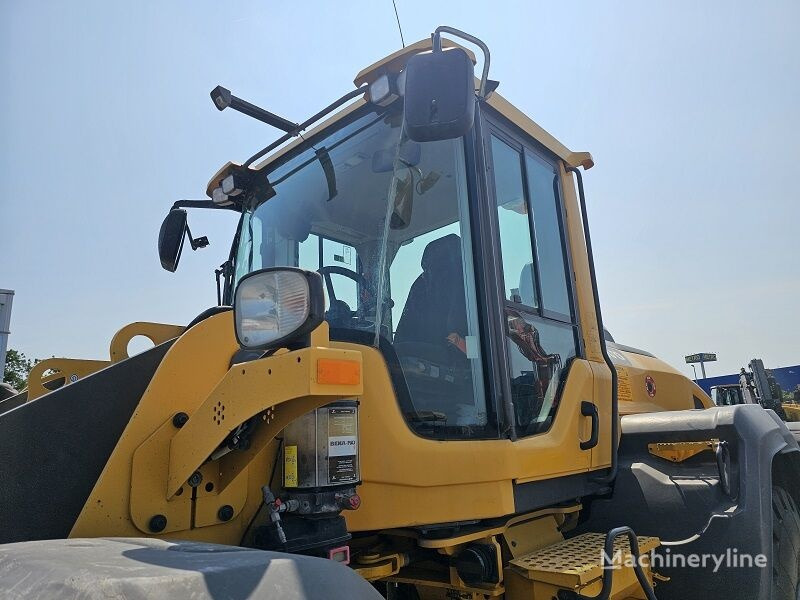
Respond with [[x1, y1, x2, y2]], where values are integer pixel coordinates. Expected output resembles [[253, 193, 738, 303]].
[[772, 486, 800, 600]]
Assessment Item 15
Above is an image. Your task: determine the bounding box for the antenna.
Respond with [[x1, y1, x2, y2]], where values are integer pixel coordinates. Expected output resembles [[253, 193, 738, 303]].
[[391, 0, 406, 48]]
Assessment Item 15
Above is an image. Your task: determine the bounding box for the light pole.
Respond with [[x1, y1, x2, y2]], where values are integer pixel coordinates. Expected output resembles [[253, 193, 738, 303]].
[[691, 364, 698, 381], [685, 353, 716, 382]]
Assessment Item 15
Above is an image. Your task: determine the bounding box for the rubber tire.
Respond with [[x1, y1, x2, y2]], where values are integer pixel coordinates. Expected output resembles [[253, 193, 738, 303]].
[[772, 486, 800, 600]]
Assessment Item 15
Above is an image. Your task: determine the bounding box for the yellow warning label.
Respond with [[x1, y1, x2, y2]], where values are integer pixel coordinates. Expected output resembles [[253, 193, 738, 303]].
[[617, 367, 633, 402], [284, 445, 298, 487]]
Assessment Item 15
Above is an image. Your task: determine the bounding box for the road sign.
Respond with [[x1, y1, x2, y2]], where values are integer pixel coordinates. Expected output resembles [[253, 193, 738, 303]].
[[685, 353, 717, 364]]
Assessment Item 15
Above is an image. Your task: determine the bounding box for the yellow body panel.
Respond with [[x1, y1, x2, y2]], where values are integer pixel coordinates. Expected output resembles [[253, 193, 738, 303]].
[[167, 341, 362, 497], [71, 312, 240, 539], [26, 358, 110, 401], [558, 163, 614, 470], [783, 404, 800, 422], [25, 320, 184, 400], [609, 345, 712, 413], [72, 315, 363, 544], [648, 440, 719, 463], [342, 342, 596, 531], [108, 321, 185, 362]]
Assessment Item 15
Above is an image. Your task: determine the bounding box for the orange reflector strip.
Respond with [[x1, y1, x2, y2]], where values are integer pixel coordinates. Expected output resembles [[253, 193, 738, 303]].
[[317, 359, 361, 385]]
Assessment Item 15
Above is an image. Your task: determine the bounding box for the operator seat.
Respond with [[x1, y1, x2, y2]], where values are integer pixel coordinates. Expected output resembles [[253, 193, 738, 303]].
[[394, 233, 467, 354]]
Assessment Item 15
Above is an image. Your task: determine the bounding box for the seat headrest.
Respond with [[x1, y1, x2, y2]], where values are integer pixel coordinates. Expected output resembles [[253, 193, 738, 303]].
[[421, 233, 461, 272]]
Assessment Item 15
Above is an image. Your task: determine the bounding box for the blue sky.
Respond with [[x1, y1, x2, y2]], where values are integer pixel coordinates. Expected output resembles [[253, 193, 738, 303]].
[[1, 0, 798, 378]]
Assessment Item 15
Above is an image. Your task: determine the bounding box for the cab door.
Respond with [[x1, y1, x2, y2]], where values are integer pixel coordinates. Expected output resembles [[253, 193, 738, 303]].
[[483, 118, 600, 486]]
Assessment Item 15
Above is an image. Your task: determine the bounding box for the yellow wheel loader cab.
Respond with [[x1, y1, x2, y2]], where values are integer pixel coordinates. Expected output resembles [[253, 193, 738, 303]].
[[1, 27, 799, 600]]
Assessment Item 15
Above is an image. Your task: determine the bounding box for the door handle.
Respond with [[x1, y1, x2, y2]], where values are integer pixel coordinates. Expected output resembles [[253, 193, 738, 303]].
[[580, 401, 599, 450]]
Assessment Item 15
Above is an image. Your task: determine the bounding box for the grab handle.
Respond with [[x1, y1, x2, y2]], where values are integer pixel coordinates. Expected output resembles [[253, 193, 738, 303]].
[[580, 401, 599, 450]]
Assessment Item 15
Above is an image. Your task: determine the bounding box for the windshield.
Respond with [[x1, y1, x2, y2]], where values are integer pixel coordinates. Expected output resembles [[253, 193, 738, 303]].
[[233, 107, 491, 438]]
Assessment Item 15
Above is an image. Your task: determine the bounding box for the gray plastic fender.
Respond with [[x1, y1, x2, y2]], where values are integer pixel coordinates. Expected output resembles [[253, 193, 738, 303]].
[[579, 404, 800, 600]]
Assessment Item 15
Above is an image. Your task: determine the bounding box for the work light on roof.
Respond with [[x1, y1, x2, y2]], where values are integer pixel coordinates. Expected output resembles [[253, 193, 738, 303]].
[[368, 73, 399, 107], [221, 173, 246, 197], [211, 186, 232, 207]]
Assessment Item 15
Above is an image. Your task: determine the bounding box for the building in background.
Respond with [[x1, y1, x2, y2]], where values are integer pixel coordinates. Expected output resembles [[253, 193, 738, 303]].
[[0, 290, 13, 379], [696, 363, 800, 398]]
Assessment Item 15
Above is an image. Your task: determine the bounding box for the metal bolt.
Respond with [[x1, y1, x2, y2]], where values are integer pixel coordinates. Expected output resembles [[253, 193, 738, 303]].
[[218, 505, 234, 522], [149, 514, 167, 532], [172, 412, 189, 428], [188, 471, 203, 487]]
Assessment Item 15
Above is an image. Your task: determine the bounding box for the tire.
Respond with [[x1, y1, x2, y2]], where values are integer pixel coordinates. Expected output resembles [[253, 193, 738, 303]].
[[772, 486, 800, 600]]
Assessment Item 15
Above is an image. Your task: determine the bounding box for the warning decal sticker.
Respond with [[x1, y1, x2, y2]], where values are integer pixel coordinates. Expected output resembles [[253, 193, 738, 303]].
[[645, 375, 657, 398], [328, 407, 358, 484], [284, 445, 298, 487], [617, 367, 633, 402]]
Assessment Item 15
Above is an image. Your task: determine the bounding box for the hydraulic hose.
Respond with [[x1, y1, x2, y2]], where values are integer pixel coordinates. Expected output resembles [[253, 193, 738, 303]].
[[557, 526, 658, 600]]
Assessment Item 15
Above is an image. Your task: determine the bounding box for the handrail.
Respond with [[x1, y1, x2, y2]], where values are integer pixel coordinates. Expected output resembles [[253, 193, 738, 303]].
[[567, 167, 619, 485], [432, 26, 491, 98]]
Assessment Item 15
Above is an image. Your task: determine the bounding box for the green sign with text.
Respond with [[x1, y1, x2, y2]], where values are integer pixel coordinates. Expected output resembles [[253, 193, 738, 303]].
[[685, 353, 717, 364]]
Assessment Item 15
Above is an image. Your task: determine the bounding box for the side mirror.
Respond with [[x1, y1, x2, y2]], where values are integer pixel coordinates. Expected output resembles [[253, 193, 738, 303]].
[[403, 47, 475, 143], [158, 209, 188, 272], [158, 208, 210, 272]]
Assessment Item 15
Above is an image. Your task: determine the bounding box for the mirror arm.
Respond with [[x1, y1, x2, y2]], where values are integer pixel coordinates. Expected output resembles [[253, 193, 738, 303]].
[[185, 224, 209, 251], [432, 26, 491, 98], [170, 199, 237, 211]]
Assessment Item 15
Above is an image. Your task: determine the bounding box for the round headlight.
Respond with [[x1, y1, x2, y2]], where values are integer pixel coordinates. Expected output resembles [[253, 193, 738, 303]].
[[234, 268, 324, 350]]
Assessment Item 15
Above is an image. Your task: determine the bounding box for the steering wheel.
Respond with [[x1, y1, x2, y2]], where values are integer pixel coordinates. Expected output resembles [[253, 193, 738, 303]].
[[317, 265, 376, 328], [317, 265, 396, 330], [317, 266, 371, 305]]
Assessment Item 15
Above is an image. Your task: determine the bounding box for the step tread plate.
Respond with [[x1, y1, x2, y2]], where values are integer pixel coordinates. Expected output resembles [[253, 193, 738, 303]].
[[509, 532, 660, 588]]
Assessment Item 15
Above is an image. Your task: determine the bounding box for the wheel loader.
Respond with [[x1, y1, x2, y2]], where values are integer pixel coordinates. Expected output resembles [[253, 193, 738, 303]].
[[2, 27, 799, 600]]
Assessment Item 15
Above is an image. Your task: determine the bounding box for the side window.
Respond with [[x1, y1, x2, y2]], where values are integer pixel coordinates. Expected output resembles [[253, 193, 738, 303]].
[[505, 309, 577, 434], [297, 233, 319, 271], [491, 137, 537, 307], [489, 133, 578, 437], [525, 153, 571, 319], [387, 137, 489, 439]]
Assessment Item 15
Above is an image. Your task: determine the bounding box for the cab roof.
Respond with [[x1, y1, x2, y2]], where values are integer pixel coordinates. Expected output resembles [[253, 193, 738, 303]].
[[206, 38, 592, 197]]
